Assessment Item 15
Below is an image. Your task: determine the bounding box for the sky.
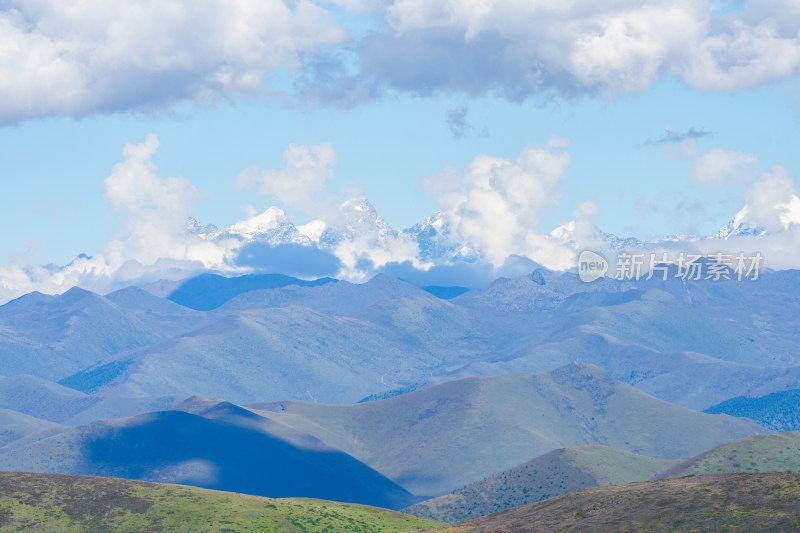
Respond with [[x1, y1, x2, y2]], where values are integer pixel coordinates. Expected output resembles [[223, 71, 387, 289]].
[[1, 0, 800, 300]]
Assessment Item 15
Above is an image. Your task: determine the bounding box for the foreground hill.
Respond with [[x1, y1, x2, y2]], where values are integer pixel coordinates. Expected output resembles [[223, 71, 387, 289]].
[[704, 389, 800, 431], [405, 446, 678, 523], [655, 431, 800, 479], [434, 472, 800, 532], [248, 363, 766, 496], [0, 404, 417, 509], [0, 472, 439, 532]]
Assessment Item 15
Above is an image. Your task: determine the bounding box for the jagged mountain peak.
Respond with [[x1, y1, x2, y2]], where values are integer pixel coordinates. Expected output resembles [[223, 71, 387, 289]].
[[548, 221, 645, 252], [226, 207, 292, 235], [222, 207, 311, 246], [715, 196, 800, 240], [714, 206, 766, 240]]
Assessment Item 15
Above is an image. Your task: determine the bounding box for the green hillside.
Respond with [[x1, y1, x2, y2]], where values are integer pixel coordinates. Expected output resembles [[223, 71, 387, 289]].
[[0, 472, 441, 532], [406, 445, 678, 522], [248, 363, 765, 496], [433, 472, 800, 532], [656, 431, 800, 479]]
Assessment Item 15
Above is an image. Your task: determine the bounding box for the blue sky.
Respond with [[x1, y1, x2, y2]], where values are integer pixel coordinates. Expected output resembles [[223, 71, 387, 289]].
[[1, 0, 799, 299]]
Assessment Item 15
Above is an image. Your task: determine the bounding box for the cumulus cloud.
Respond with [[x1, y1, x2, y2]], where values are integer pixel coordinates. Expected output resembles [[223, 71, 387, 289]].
[[102, 134, 233, 268], [745, 165, 800, 232], [0, 135, 245, 304], [688, 148, 759, 187], [0, 0, 346, 124], [317, 198, 422, 280], [235, 142, 338, 215], [421, 138, 574, 268]]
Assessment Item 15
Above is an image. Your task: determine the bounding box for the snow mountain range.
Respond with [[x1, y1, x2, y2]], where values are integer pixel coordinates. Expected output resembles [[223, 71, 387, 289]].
[[187, 195, 800, 271]]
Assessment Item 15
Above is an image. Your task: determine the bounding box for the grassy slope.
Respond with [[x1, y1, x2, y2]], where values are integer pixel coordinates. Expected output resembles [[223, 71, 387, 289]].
[[656, 431, 800, 479], [0, 472, 441, 533], [434, 472, 800, 532], [404, 446, 678, 523], [247, 363, 765, 496]]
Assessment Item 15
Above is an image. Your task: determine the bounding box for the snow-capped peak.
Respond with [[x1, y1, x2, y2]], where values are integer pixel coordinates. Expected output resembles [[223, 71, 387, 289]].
[[296, 219, 327, 242], [187, 218, 221, 239], [321, 198, 396, 246], [226, 207, 292, 237], [711, 195, 800, 240], [548, 221, 577, 242], [402, 211, 480, 263], [547, 221, 644, 251], [223, 207, 311, 246], [714, 205, 765, 240]]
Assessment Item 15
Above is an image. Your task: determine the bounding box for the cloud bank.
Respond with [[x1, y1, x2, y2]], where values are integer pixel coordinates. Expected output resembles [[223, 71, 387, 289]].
[[421, 137, 575, 268], [2, 1, 800, 123], [306, 0, 800, 105]]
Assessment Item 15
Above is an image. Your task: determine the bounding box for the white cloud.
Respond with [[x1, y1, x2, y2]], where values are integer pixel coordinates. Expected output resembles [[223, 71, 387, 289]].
[[319, 198, 422, 280], [329, 0, 800, 101], [102, 134, 229, 268], [4, 0, 799, 120], [0, 0, 347, 124], [422, 139, 574, 267], [688, 148, 759, 187], [235, 142, 337, 215], [0, 135, 244, 304], [746, 165, 800, 232]]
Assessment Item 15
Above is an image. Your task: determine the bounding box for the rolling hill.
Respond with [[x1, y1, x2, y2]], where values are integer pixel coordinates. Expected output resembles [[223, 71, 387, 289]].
[[433, 472, 800, 532], [405, 446, 678, 523], [0, 404, 418, 509], [58, 301, 476, 404], [0, 472, 440, 532], [247, 363, 766, 496], [3, 270, 800, 425], [0, 287, 166, 379], [0, 408, 61, 447], [654, 431, 800, 479], [0, 374, 179, 425]]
